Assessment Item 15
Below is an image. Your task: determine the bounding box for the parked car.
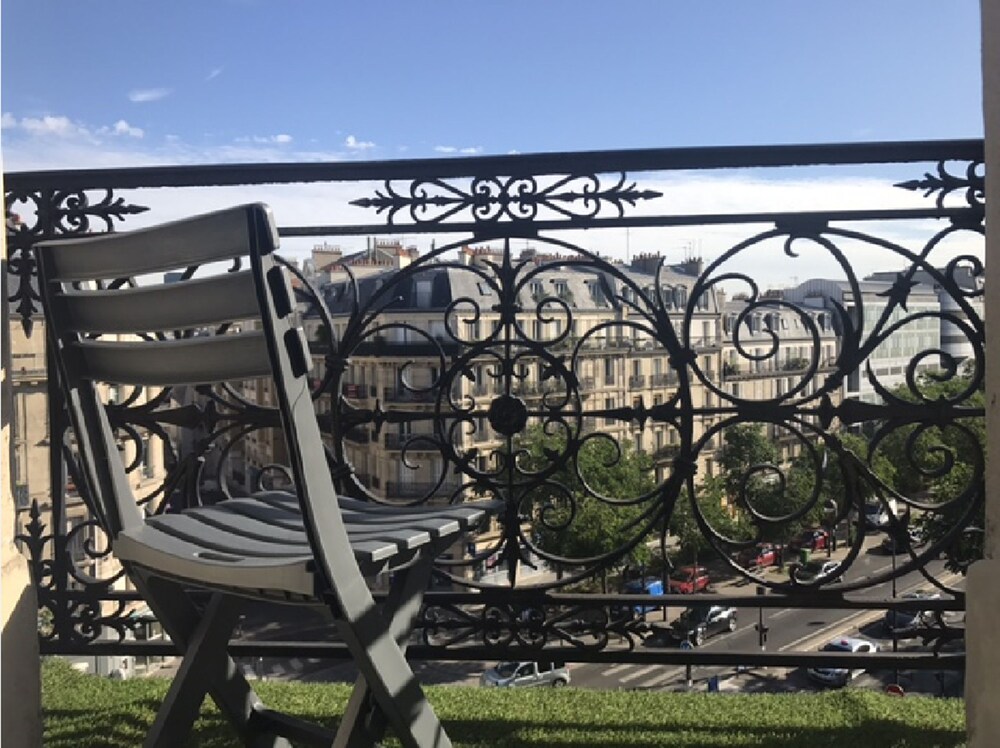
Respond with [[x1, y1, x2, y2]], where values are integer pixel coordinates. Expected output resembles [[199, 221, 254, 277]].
[[864, 501, 891, 530], [736, 542, 779, 569], [807, 636, 878, 687], [612, 578, 665, 620], [667, 565, 711, 594], [480, 661, 570, 688], [671, 604, 738, 646], [788, 529, 830, 552], [883, 591, 941, 637], [792, 559, 841, 583]]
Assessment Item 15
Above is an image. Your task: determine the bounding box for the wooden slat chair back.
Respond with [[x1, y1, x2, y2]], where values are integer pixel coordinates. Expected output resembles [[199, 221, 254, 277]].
[[37, 204, 492, 748]]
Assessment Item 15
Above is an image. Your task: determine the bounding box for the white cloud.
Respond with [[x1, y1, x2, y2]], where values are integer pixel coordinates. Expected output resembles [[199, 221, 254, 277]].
[[19, 115, 87, 138], [128, 87, 171, 103], [1, 112, 17, 129], [206, 67, 223, 81], [237, 134, 294, 145], [99, 119, 144, 138], [435, 145, 482, 155], [345, 135, 375, 151]]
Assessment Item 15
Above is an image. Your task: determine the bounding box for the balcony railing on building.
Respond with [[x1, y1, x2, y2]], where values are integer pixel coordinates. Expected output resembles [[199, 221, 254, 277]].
[[3, 137, 982, 681]]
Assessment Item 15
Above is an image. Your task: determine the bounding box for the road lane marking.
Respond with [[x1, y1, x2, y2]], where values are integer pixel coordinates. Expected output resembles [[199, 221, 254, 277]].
[[601, 663, 633, 677], [619, 664, 660, 683]]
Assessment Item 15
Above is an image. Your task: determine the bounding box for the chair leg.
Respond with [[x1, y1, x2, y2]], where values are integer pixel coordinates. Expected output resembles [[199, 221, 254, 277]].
[[332, 559, 449, 748], [134, 573, 291, 748]]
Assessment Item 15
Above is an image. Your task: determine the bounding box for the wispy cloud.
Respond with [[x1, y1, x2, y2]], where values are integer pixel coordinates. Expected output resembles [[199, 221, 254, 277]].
[[14, 114, 88, 138], [206, 67, 223, 81], [128, 87, 172, 103], [99, 119, 145, 138], [434, 145, 483, 155], [345, 135, 375, 151], [237, 134, 294, 145]]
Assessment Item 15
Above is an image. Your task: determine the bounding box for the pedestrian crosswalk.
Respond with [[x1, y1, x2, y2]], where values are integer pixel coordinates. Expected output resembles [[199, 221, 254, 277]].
[[595, 662, 685, 689]]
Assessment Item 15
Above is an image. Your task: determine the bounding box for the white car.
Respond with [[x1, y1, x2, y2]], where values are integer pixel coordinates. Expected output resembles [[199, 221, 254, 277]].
[[807, 636, 879, 687], [480, 661, 570, 688], [793, 559, 841, 583]]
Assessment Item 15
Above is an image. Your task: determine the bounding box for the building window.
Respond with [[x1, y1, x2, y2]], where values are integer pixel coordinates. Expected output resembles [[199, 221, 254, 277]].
[[142, 437, 156, 479], [604, 397, 616, 425]]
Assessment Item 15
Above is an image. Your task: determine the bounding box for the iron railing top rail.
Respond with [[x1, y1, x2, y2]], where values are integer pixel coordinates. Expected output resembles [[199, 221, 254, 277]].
[[4, 138, 984, 191]]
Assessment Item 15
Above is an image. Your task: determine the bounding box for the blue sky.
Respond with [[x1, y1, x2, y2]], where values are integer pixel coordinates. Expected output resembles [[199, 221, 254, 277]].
[[1, 3, 985, 286], [1, 2, 983, 170]]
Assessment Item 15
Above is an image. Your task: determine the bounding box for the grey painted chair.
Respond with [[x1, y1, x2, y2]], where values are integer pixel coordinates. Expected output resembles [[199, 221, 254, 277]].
[[36, 204, 498, 747]]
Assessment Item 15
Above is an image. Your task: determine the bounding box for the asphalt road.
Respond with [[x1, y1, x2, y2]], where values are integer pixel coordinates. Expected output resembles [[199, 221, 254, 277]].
[[231, 539, 964, 697], [567, 551, 962, 695]]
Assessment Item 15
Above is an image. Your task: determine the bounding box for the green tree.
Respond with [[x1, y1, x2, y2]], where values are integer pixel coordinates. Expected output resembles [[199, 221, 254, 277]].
[[515, 425, 657, 570], [715, 424, 802, 542], [784, 431, 898, 535], [668, 475, 750, 563], [873, 370, 985, 571], [718, 424, 780, 497]]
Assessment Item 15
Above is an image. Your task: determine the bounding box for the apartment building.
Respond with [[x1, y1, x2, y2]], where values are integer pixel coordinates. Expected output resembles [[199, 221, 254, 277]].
[[865, 266, 984, 365], [287, 245, 725, 568], [719, 293, 842, 462], [783, 278, 941, 403], [9, 317, 168, 605]]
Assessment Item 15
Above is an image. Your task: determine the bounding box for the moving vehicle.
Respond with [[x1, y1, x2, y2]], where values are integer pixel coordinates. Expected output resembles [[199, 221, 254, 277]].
[[807, 636, 878, 687], [736, 542, 779, 569], [883, 591, 941, 637], [671, 604, 738, 646], [480, 661, 570, 688], [612, 578, 666, 619], [667, 565, 711, 594], [792, 559, 841, 582], [863, 499, 898, 530]]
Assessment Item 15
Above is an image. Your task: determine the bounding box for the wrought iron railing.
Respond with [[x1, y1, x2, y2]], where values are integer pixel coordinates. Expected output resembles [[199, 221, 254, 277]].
[[4, 139, 983, 679]]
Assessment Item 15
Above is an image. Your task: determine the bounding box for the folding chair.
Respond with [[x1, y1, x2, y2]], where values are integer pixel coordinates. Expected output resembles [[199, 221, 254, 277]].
[[36, 203, 499, 747]]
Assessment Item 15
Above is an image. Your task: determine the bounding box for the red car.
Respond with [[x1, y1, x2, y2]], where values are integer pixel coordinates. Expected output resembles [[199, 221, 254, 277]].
[[737, 543, 778, 569], [789, 529, 830, 552], [667, 565, 711, 594]]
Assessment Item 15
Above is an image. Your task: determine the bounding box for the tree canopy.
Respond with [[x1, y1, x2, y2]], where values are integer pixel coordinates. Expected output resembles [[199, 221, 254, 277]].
[[514, 425, 657, 570]]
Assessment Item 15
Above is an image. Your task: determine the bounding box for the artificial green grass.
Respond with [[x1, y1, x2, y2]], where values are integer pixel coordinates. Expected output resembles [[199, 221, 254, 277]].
[[42, 658, 966, 747]]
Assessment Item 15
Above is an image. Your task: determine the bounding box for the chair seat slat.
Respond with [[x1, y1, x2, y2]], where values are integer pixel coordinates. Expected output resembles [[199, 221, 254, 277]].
[[187, 500, 462, 546], [255, 490, 497, 530], [114, 526, 316, 597]]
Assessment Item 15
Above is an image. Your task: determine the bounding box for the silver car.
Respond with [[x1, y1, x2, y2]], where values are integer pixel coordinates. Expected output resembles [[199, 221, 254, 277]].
[[807, 636, 879, 687], [480, 661, 570, 688]]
